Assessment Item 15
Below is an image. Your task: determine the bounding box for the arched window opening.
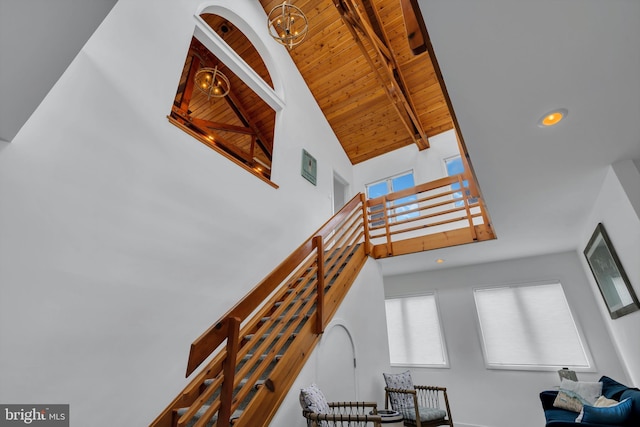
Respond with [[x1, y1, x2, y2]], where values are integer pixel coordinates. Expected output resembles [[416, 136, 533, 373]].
[[169, 15, 276, 184], [201, 14, 274, 90]]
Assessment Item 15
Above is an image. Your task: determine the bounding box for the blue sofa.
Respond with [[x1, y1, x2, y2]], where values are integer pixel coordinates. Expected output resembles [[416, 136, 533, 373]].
[[540, 376, 640, 427]]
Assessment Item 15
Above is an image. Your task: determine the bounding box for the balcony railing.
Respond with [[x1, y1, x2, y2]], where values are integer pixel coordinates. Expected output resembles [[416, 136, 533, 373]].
[[365, 173, 494, 258]]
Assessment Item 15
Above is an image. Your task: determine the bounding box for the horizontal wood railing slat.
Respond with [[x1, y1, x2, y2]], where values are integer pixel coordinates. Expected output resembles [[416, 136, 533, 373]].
[[387, 213, 480, 237], [176, 375, 223, 426], [369, 202, 474, 232], [317, 194, 364, 240], [366, 175, 459, 206], [369, 209, 482, 240], [231, 273, 318, 398]]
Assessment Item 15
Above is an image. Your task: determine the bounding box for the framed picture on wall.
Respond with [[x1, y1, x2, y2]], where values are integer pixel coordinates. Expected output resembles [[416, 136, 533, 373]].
[[584, 223, 639, 319], [301, 149, 317, 185]]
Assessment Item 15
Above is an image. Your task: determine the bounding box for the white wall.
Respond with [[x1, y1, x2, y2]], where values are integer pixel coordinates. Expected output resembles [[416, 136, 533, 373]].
[[0, 1, 355, 425], [383, 251, 627, 427], [578, 159, 640, 385], [353, 129, 460, 194], [272, 259, 391, 426]]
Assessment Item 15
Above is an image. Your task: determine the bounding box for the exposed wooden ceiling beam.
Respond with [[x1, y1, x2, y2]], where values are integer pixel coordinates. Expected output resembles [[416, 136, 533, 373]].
[[333, 0, 429, 150], [169, 108, 255, 165], [190, 118, 254, 136], [223, 89, 273, 160], [365, 0, 430, 147], [400, 0, 427, 55], [178, 56, 200, 113]]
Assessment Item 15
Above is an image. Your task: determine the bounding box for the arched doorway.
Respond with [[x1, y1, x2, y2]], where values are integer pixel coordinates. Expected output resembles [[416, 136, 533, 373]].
[[316, 321, 357, 401]]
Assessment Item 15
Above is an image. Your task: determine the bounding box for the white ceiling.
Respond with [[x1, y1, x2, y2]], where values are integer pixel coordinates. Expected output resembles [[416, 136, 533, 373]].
[[0, 0, 118, 142], [1, 0, 638, 276], [380, 0, 640, 275]]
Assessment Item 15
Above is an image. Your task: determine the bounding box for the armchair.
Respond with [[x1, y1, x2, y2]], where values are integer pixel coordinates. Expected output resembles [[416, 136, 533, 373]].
[[383, 371, 454, 427], [300, 383, 383, 427]]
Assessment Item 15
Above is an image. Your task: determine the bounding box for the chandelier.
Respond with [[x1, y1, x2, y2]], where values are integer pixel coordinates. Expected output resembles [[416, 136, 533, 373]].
[[267, 1, 308, 50], [194, 66, 230, 99]]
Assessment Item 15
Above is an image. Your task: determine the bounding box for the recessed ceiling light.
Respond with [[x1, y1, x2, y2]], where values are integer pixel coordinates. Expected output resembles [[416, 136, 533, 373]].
[[436, 258, 445, 264], [538, 108, 568, 127]]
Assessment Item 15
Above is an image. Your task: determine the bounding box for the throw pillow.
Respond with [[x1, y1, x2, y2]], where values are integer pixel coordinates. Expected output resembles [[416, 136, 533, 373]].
[[299, 383, 330, 414], [383, 370, 415, 409], [600, 376, 631, 400], [553, 379, 603, 413], [575, 396, 619, 423], [383, 370, 414, 391], [554, 391, 585, 413], [578, 398, 632, 424], [594, 395, 619, 407]]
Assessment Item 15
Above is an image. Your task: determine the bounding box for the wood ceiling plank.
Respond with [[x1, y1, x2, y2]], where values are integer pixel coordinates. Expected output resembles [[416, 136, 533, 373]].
[[259, 0, 455, 164]]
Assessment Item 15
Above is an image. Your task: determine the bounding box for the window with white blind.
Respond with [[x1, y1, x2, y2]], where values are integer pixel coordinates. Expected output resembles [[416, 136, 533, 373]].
[[384, 294, 449, 367], [473, 282, 591, 370]]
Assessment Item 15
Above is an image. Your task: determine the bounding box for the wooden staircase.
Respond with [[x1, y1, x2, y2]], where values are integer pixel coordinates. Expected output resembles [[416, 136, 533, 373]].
[[150, 195, 369, 427], [150, 174, 494, 427]]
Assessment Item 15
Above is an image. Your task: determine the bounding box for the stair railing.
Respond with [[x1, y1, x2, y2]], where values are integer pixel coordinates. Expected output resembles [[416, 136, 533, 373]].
[[365, 172, 493, 258], [150, 194, 369, 427], [151, 174, 494, 427]]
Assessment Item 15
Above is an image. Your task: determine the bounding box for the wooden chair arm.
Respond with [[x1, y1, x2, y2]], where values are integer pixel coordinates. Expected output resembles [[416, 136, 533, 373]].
[[384, 386, 417, 395], [327, 401, 379, 410], [303, 412, 382, 421], [415, 385, 447, 392]]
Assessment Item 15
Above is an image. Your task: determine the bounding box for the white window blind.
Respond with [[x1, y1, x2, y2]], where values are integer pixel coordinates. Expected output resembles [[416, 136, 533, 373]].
[[385, 294, 448, 367], [474, 282, 590, 370]]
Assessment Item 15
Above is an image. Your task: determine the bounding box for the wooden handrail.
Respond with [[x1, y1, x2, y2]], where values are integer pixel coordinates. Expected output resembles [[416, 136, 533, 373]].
[[185, 238, 314, 376], [151, 175, 493, 427], [151, 193, 368, 427], [186, 194, 364, 377], [316, 195, 364, 240]]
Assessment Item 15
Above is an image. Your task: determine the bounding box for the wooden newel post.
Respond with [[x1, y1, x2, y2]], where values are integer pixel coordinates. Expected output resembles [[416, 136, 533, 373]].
[[360, 194, 371, 255], [382, 196, 393, 256], [218, 316, 241, 427], [313, 235, 325, 334], [459, 175, 477, 240]]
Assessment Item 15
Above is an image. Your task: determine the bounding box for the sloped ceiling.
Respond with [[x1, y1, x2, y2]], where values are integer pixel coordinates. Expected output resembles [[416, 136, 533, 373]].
[[258, 0, 640, 274], [260, 0, 455, 164], [0, 0, 118, 142], [2, 0, 638, 276], [379, 0, 640, 274]]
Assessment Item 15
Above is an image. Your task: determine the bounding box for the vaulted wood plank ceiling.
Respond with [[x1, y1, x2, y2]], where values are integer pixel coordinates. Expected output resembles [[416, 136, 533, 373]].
[[259, 0, 455, 164]]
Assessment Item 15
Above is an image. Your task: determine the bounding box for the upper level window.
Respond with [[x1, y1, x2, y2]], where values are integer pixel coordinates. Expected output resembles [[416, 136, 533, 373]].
[[169, 15, 276, 184], [366, 171, 418, 224], [473, 282, 591, 370], [385, 293, 449, 367], [444, 155, 476, 207]]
